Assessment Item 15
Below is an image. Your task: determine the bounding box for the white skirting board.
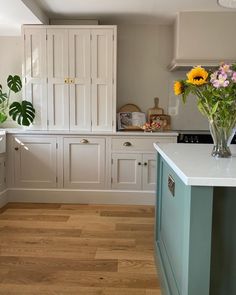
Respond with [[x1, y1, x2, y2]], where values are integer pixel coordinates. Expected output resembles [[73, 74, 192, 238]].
[[0, 190, 8, 208], [6, 189, 155, 205]]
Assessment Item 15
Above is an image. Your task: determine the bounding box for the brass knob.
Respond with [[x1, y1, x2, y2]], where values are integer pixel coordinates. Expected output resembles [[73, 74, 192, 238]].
[[123, 142, 132, 147], [14, 147, 19, 151], [70, 78, 75, 84], [80, 139, 89, 144], [64, 78, 69, 84]]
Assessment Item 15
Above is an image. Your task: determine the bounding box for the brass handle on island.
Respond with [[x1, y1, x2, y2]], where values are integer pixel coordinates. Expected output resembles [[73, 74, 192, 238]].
[[80, 139, 89, 144]]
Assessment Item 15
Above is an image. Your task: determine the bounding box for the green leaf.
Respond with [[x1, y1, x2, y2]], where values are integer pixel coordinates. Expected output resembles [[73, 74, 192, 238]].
[[0, 91, 7, 103], [7, 75, 22, 93], [9, 100, 35, 126], [0, 111, 8, 123], [211, 101, 219, 115]]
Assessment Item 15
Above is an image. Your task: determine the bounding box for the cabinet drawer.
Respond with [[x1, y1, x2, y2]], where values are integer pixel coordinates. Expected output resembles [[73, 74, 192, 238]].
[[112, 137, 173, 151]]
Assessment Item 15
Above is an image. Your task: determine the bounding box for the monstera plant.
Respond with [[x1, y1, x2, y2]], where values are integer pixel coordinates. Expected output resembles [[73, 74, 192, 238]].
[[0, 75, 35, 126]]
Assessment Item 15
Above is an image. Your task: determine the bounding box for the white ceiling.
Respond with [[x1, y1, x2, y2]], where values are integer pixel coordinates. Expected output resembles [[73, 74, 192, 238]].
[[34, 0, 235, 24], [1, 0, 236, 36]]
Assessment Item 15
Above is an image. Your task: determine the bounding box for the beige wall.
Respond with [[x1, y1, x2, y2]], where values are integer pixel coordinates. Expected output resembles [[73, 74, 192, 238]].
[[117, 24, 172, 113]]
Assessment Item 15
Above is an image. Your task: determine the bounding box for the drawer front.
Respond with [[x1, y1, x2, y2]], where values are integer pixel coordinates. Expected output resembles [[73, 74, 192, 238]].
[[112, 137, 175, 151]]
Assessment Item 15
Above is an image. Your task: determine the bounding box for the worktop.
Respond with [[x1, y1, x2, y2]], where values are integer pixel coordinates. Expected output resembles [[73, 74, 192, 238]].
[[154, 143, 236, 187], [3, 128, 178, 137]]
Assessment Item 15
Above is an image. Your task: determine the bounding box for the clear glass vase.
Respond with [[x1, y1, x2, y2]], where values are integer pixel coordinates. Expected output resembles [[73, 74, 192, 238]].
[[209, 122, 235, 158]]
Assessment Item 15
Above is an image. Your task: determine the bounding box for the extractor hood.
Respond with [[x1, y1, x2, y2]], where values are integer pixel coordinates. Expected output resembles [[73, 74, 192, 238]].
[[169, 12, 236, 71]]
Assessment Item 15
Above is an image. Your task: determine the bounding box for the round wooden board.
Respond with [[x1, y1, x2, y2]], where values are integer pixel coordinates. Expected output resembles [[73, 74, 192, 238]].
[[118, 103, 141, 112]]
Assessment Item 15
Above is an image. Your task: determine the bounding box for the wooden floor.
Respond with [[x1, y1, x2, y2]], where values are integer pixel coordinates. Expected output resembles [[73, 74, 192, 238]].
[[0, 203, 161, 295]]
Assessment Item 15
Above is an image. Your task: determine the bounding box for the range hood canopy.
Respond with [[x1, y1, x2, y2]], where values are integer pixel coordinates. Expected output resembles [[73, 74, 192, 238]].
[[169, 12, 236, 71]]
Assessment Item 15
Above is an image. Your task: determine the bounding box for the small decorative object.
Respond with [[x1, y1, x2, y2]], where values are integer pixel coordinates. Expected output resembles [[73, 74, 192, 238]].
[[150, 114, 171, 131], [147, 97, 164, 122], [174, 63, 236, 158], [141, 121, 162, 132], [0, 75, 35, 126]]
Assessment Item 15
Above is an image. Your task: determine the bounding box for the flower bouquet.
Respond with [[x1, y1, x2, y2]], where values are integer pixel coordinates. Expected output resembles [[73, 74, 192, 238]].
[[174, 63, 236, 158]]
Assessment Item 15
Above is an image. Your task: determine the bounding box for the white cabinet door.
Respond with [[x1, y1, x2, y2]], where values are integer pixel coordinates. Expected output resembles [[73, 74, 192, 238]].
[[69, 29, 91, 131], [23, 28, 47, 130], [0, 156, 6, 192], [47, 29, 69, 130], [142, 154, 156, 191], [13, 136, 57, 188], [64, 137, 105, 189], [111, 153, 142, 190], [91, 29, 114, 132]]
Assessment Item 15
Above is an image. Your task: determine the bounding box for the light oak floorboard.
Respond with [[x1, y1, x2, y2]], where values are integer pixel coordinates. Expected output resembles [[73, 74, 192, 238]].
[[0, 203, 161, 294]]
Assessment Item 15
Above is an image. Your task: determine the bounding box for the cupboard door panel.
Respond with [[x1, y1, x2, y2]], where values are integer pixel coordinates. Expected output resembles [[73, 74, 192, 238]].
[[111, 153, 142, 190], [91, 29, 113, 131], [142, 154, 156, 191], [23, 28, 47, 130], [13, 137, 57, 188], [69, 29, 91, 131], [47, 29, 69, 130], [64, 138, 105, 189]]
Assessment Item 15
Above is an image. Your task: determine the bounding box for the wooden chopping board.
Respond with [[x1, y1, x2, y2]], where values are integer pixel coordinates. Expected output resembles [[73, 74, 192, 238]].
[[147, 97, 164, 121]]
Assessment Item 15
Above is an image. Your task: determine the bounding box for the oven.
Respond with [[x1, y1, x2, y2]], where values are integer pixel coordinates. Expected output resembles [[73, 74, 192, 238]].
[[177, 132, 236, 144]]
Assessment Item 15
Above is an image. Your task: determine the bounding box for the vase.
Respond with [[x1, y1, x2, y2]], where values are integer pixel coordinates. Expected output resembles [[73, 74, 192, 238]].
[[209, 121, 235, 158]]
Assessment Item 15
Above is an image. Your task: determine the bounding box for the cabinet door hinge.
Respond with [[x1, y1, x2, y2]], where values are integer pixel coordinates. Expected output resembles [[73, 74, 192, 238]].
[[111, 177, 113, 183], [24, 34, 26, 41], [111, 158, 113, 164], [56, 176, 58, 183], [56, 143, 58, 149], [47, 120, 49, 126], [46, 77, 48, 83], [90, 34, 92, 41], [112, 35, 114, 41], [46, 34, 48, 41]]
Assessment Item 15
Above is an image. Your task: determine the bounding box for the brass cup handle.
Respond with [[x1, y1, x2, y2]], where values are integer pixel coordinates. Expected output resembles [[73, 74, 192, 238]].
[[123, 142, 132, 147], [80, 139, 89, 144], [14, 147, 19, 151]]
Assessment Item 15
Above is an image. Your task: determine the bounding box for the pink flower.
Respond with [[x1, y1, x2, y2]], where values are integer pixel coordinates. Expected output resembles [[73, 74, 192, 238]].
[[220, 63, 231, 73], [232, 72, 236, 82], [212, 73, 229, 88]]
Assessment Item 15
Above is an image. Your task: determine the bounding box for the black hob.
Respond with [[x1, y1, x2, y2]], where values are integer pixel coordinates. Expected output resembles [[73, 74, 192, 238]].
[[177, 132, 236, 144]]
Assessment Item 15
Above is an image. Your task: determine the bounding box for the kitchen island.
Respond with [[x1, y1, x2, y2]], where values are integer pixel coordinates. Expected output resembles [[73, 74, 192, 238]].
[[154, 143, 236, 295]]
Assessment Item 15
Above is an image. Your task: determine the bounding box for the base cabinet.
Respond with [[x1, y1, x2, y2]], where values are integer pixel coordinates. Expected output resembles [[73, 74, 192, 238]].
[[12, 136, 58, 188], [111, 153, 156, 191], [63, 137, 105, 189]]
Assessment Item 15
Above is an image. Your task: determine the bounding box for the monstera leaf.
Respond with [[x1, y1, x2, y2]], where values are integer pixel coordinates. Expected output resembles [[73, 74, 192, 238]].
[[0, 111, 7, 123], [0, 91, 7, 103], [7, 75, 22, 93], [9, 100, 35, 126]]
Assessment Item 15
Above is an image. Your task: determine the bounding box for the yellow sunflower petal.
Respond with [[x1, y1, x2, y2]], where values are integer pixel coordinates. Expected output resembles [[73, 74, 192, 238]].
[[174, 81, 184, 95], [186, 66, 208, 85]]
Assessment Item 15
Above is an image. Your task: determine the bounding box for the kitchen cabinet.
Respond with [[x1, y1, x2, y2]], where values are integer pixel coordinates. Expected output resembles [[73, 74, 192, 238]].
[[23, 25, 116, 132], [12, 136, 58, 188], [63, 137, 106, 189], [0, 156, 6, 192], [111, 153, 156, 191], [111, 136, 176, 191], [23, 28, 47, 129]]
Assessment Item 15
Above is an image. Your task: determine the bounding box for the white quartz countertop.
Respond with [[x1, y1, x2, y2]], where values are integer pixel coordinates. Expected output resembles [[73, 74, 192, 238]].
[[154, 143, 236, 187], [2, 128, 178, 137]]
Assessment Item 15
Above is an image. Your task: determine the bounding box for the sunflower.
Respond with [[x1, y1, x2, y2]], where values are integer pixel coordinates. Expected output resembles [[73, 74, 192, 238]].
[[174, 81, 184, 95], [186, 66, 208, 85]]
